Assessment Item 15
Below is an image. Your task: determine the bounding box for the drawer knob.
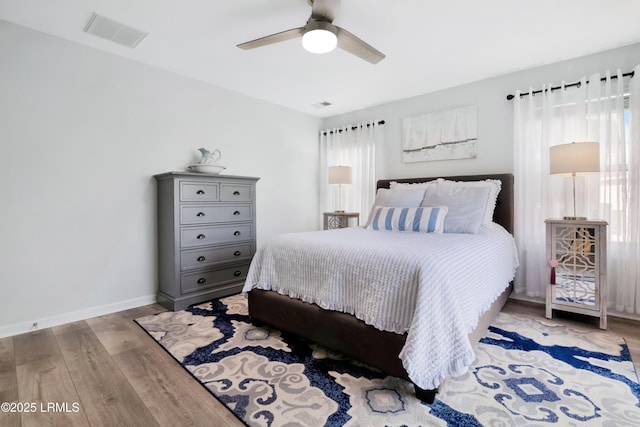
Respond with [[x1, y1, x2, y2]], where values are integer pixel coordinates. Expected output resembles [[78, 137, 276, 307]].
[[233, 211, 240, 216], [197, 256, 206, 262], [234, 251, 242, 256], [234, 270, 242, 277], [233, 231, 241, 236], [197, 212, 205, 217], [196, 190, 205, 195], [233, 191, 240, 196], [197, 234, 206, 240], [197, 278, 206, 284]]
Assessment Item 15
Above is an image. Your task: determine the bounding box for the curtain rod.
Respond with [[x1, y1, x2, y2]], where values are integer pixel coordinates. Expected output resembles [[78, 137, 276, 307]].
[[506, 70, 635, 101], [322, 120, 385, 136]]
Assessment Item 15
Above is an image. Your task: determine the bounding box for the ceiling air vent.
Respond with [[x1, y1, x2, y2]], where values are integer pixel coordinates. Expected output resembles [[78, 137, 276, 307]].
[[312, 101, 332, 109], [84, 13, 147, 48]]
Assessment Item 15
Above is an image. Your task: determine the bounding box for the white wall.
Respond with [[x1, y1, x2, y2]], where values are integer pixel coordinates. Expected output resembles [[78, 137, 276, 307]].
[[0, 21, 321, 337], [322, 43, 640, 179]]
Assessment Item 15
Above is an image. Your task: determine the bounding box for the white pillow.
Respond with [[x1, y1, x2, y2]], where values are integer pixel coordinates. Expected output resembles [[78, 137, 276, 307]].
[[389, 178, 442, 190], [437, 179, 502, 225], [367, 206, 448, 233], [372, 187, 427, 206], [365, 188, 427, 226], [422, 185, 491, 234]]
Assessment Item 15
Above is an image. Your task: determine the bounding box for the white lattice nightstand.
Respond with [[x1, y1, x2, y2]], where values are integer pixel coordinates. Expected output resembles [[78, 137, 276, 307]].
[[323, 212, 360, 230], [545, 219, 608, 329]]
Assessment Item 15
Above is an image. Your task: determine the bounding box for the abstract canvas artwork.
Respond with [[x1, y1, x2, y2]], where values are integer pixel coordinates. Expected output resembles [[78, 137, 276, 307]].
[[403, 105, 477, 162]]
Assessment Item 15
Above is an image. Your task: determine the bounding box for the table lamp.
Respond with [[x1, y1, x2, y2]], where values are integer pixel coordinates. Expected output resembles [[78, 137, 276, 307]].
[[549, 141, 600, 220], [328, 165, 352, 212]]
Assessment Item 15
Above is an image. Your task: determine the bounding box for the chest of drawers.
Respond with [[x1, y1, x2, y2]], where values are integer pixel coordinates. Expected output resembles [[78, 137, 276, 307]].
[[154, 172, 259, 310]]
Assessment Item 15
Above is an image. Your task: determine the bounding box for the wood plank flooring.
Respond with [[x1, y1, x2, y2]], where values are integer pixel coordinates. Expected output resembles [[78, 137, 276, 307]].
[[0, 298, 637, 427]]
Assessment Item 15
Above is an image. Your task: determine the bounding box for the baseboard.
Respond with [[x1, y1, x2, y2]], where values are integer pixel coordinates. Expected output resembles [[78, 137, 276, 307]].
[[0, 294, 157, 339], [4, 293, 631, 339], [508, 293, 544, 304], [509, 293, 640, 322]]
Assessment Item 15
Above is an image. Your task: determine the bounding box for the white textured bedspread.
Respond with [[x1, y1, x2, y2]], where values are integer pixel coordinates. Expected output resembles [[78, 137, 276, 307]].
[[242, 223, 518, 389]]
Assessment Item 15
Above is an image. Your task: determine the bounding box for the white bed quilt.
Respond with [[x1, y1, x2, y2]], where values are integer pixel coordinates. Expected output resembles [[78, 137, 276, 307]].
[[242, 224, 518, 390]]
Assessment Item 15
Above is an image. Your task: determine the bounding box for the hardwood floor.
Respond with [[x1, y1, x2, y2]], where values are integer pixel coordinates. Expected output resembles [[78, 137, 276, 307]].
[[0, 303, 243, 427], [0, 299, 637, 426]]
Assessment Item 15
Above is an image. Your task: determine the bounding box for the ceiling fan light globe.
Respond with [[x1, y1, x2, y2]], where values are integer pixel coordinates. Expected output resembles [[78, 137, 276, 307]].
[[302, 28, 337, 54]]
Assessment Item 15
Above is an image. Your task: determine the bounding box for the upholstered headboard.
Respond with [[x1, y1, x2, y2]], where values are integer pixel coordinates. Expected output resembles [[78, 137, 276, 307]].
[[376, 173, 514, 234]]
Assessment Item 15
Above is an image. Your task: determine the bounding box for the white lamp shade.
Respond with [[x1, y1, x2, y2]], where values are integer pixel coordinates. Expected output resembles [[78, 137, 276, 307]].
[[301, 22, 337, 54], [328, 165, 352, 185], [550, 142, 600, 176]]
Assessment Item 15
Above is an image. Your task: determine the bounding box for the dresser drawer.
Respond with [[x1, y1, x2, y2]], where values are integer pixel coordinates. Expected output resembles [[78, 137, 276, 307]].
[[181, 243, 253, 270], [181, 224, 253, 248], [180, 205, 253, 224], [220, 184, 253, 202], [180, 182, 219, 202], [181, 264, 250, 294]]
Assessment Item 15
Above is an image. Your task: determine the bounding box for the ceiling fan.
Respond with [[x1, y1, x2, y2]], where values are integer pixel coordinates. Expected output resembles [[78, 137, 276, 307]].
[[236, 0, 385, 64]]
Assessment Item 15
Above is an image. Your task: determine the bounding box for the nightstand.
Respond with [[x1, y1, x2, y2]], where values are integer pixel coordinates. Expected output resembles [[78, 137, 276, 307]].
[[323, 212, 360, 230], [545, 219, 608, 329]]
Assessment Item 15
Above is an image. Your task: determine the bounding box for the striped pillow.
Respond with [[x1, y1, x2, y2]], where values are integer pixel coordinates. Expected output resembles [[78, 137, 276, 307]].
[[367, 206, 448, 233]]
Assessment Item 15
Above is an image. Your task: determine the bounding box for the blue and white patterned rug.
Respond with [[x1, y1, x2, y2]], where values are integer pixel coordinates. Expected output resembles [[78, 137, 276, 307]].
[[135, 295, 640, 426]]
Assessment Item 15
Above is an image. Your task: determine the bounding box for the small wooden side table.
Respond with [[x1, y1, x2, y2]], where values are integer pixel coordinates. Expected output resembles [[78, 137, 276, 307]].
[[323, 212, 360, 230]]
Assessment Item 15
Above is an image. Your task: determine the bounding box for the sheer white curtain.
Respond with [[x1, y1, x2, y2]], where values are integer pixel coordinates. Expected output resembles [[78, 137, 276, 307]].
[[514, 66, 640, 314], [319, 121, 384, 224], [627, 65, 640, 314]]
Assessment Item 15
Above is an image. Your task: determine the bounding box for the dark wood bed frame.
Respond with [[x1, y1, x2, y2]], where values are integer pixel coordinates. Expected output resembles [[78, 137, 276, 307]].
[[247, 173, 514, 403]]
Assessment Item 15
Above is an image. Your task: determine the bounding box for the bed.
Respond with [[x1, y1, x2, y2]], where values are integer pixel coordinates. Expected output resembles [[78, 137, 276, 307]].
[[242, 173, 517, 403]]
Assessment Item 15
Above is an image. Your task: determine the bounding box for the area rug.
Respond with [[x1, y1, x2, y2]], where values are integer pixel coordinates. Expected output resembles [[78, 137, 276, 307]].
[[135, 295, 640, 426]]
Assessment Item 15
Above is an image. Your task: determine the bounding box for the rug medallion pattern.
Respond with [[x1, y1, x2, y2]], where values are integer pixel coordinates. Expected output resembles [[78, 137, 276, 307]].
[[136, 295, 640, 426]]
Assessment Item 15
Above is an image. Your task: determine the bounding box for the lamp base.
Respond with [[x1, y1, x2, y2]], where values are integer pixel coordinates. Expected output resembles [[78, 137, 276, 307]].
[[563, 216, 587, 220]]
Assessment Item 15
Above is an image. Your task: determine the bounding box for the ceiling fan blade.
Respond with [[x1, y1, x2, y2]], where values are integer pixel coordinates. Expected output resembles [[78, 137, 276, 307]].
[[237, 27, 304, 50], [336, 27, 385, 64], [309, 0, 342, 23]]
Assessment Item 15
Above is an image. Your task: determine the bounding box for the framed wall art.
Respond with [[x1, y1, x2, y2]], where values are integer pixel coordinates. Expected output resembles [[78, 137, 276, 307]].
[[402, 105, 477, 163]]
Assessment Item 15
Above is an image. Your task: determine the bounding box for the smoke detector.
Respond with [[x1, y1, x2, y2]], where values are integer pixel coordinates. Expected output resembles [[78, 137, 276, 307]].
[[84, 13, 147, 48]]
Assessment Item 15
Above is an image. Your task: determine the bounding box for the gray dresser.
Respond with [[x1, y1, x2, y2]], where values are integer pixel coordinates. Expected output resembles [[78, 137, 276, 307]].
[[154, 172, 260, 310]]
